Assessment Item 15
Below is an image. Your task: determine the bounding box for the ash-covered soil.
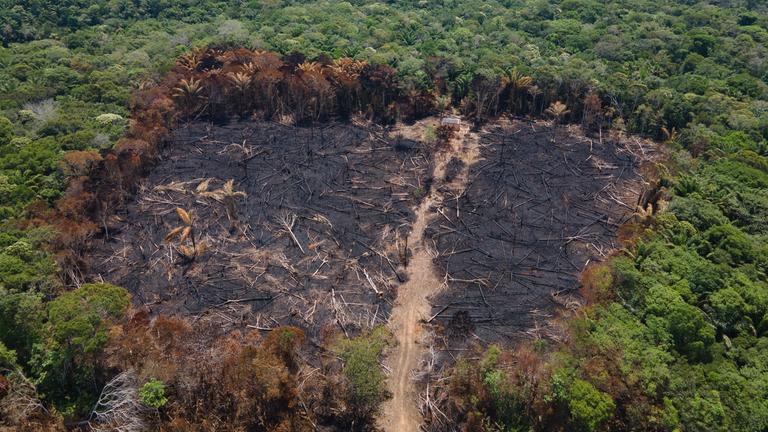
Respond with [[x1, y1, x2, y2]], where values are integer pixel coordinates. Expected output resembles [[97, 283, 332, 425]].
[[90, 120, 431, 337], [90, 117, 653, 349], [424, 120, 653, 346]]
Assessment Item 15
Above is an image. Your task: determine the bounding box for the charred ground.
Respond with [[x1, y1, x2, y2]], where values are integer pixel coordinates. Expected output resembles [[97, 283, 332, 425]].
[[424, 119, 656, 349], [89, 117, 656, 346], [90, 120, 431, 338]]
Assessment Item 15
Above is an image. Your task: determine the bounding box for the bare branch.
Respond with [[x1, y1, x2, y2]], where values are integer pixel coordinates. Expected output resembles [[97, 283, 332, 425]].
[[88, 371, 146, 432]]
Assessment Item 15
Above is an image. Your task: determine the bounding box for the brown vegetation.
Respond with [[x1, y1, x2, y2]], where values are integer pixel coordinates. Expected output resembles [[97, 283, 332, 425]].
[[102, 310, 331, 430]]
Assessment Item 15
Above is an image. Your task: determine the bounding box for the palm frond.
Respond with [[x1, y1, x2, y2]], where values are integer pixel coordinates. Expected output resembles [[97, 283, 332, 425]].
[[176, 207, 192, 225], [164, 226, 184, 242]]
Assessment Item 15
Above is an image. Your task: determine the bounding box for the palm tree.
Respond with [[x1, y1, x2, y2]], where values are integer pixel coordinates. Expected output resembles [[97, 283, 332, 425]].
[[228, 72, 253, 114], [177, 49, 203, 70], [503, 68, 534, 113], [452, 73, 472, 103], [172, 78, 205, 114], [527, 85, 542, 114], [661, 125, 679, 144], [199, 179, 247, 221], [243, 62, 261, 76], [298, 61, 322, 74], [545, 101, 570, 143], [164, 207, 206, 261], [545, 101, 570, 122], [329, 58, 366, 80], [228, 72, 251, 92]]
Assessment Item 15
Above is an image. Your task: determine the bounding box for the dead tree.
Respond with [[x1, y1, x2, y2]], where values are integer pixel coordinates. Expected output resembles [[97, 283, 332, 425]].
[[199, 179, 247, 221], [545, 101, 570, 143], [469, 73, 503, 124], [0, 368, 49, 425], [88, 370, 146, 432], [279, 212, 306, 255]]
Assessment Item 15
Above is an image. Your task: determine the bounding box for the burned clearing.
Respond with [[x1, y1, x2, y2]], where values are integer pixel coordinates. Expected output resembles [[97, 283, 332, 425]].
[[89, 116, 654, 349], [90, 120, 431, 337], [425, 120, 655, 346]]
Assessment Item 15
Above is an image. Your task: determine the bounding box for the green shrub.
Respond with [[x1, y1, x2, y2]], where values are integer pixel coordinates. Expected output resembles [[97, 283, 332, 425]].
[[335, 326, 391, 418], [0, 117, 13, 145], [567, 379, 615, 432], [483, 368, 529, 430], [0, 341, 18, 369], [32, 283, 130, 411], [139, 378, 168, 409], [47, 283, 130, 356]]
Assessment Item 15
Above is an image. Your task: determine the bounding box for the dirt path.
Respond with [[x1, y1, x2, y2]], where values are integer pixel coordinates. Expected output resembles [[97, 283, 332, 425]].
[[380, 124, 480, 431]]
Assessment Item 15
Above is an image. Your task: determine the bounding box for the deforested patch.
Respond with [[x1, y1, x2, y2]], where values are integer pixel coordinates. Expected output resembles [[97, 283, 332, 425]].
[[90, 120, 432, 339], [424, 120, 656, 347]]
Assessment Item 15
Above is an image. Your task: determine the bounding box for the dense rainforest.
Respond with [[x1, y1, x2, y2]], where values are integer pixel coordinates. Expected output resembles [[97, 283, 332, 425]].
[[1, 1, 768, 431]]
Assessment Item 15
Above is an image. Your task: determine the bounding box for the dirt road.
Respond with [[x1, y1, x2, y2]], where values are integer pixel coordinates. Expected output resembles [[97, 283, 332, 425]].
[[380, 124, 479, 431]]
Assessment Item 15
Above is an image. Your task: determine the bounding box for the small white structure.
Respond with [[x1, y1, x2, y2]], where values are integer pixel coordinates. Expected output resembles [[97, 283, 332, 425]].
[[441, 116, 461, 129]]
